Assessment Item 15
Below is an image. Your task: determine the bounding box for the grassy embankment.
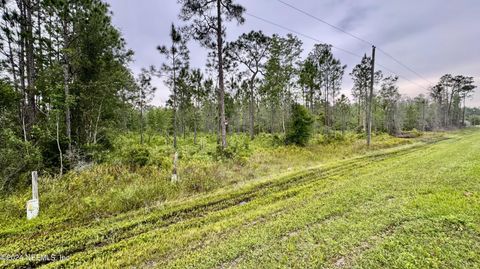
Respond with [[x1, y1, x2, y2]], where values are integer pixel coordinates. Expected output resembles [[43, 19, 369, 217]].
[[1, 131, 420, 227], [3, 129, 480, 268]]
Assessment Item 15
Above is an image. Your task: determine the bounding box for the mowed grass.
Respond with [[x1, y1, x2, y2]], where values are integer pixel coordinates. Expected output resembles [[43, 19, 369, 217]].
[[1, 129, 480, 268]]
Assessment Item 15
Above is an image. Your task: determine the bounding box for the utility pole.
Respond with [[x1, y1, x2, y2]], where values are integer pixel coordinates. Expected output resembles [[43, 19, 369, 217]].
[[367, 45, 376, 147], [422, 99, 426, 131]]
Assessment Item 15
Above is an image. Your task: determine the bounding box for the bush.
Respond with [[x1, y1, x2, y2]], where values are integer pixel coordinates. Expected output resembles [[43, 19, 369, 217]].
[[285, 103, 314, 146], [0, 129, 42, 193], [411, 128, 423, 137], [214, 134, 252, 162], [397, 128, 423, 138], [149, 153, 172, 170], [468, 115, 480, 126], [127, 147, 150, 167], [322, 131, 346, 144]]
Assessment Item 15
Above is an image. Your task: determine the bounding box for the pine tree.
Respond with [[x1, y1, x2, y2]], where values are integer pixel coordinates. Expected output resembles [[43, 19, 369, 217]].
[[285, 103, 314, 146], [178, 0, 245, 150], [229, 30, 270, 139]]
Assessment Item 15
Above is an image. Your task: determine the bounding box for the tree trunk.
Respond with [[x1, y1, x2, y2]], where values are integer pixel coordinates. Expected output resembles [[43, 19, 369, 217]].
[[140, 100, 144, 145], [422, 101, 426, 131], [194, 109, 197, 145], [249, 75, 256, 139], [282, 103, 286, 134], [17, 0, 28, 137], [182, 113, 186, 139], [216, 0, 227, 150], [56, 113, 63, 176], [24, 0, 36, 125], [172, 53, 177, 150], [93, 103, 103, 144], [310, 89, 314, 112], [62, 16, 72, 151], [324, 72, 329, 129], [7, 34, 27, 141], [331, 80, 335, 128], [357, 102, 361, 129], [37, 3, 43, 71], [63, 62, 71, 149], [270, 105, 275, 134], [447, 88, 455, 127], [172, 52, 179, 181]]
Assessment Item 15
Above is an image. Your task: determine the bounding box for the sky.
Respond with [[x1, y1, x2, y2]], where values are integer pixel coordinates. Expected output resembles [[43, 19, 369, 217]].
[[104, 0, 480, 106]]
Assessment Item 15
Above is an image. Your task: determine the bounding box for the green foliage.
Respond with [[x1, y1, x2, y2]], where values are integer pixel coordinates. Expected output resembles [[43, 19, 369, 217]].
[[146, 107, 173, 136], [0, 81, 42, 191], [0, 129, 474, 268], [468, 115, 480, 126], [178, 160, 218, 193], [322, 131, 348, 144], [285, 104, 314, 146], [0, 129, 42, 192], [0, 80, 19, 112], [399, 128, 424, 138], [0, 128, 424, 225], [127, 147, 150, 167], [410, 128, 424, 137], [215, 134, 252, 163]]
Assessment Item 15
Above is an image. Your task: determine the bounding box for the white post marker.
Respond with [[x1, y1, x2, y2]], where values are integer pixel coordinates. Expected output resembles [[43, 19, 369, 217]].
[[26, 171, 39, 220], [171, 152, 179, 183]]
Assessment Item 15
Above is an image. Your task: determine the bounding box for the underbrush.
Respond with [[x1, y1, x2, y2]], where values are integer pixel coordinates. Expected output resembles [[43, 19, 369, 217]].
[[0, 131, 443, 229]]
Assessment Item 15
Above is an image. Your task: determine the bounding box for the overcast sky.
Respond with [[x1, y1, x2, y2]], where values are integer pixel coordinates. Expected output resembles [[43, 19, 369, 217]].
[[104, 0, 480, 106]]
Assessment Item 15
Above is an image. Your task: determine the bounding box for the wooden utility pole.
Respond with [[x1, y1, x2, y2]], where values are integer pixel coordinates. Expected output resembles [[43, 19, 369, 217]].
[[367, 45, 376, 147]]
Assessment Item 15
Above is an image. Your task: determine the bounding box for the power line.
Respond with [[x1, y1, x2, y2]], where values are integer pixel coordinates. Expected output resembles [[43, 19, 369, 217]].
[[246, 12, 362, 59], [376, 63, 429, 91], [245, 12, 429, 91], [275, 0, 434, 86], [376, 47, 434, 85], [276, 0, 374, 46]]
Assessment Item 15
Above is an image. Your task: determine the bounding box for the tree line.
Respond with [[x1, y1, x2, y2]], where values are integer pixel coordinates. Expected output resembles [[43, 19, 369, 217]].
[[0, 0, 477, 190]]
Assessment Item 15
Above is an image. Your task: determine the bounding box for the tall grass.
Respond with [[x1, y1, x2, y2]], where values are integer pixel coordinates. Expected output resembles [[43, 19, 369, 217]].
[[0, 131, 436, 229]]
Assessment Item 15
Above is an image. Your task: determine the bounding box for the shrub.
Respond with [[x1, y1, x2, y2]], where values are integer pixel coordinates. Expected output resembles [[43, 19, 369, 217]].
[[149, 153, 172, 170], [127, 147, 150, 167], [271, 134, 284, 147], [285, 103, 314, 146], [179, 160, 219, 193], [411, 128, 423, 137], [214, 134, 252, 161], [468, 115, 480, 126], [0, 129, 42, 193]]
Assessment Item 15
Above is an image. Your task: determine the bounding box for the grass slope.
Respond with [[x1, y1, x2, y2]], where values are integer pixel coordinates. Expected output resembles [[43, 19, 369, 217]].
[[1, 129, 480, 268]]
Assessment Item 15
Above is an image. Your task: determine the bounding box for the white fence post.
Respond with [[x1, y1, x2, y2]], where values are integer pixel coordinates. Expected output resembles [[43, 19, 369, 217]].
[[27, 171, 39, 220], [32, 171, 38, 200]]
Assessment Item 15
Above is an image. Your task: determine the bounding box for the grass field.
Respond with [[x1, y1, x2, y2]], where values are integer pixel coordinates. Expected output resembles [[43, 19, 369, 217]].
[[1, 129, 480, 268]]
